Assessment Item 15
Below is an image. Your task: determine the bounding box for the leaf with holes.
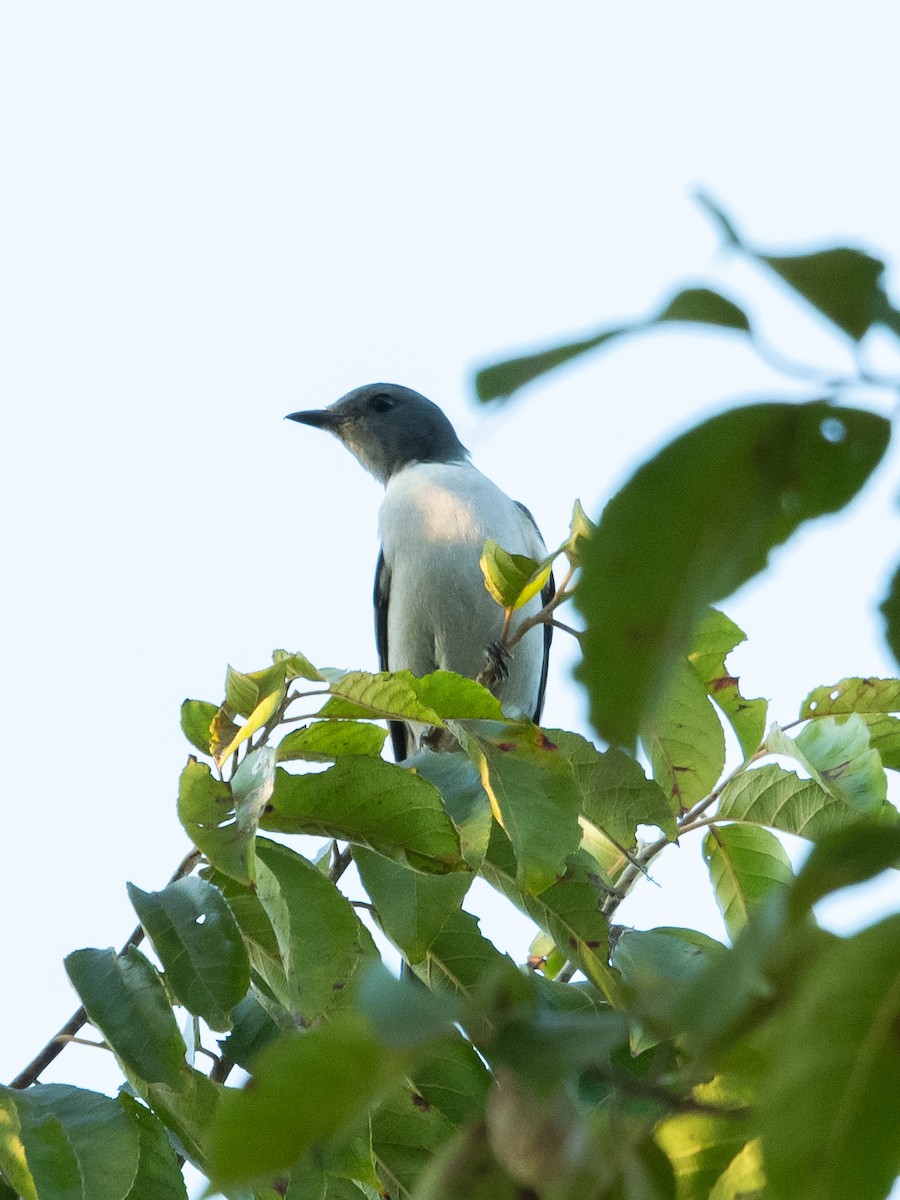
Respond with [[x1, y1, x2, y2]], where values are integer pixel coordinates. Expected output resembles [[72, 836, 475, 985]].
[[689, 609, 767, 758]]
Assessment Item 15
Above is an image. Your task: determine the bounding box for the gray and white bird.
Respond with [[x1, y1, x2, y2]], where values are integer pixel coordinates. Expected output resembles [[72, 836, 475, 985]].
[[286, 383, 553, 760]]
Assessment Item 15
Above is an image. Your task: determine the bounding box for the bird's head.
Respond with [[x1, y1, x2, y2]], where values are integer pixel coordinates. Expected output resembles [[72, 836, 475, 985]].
[[286, 383, 469, 483]]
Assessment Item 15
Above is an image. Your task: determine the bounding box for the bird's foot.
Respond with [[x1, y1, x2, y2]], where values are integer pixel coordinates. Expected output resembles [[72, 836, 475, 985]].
[[486, 641, 511, 681]]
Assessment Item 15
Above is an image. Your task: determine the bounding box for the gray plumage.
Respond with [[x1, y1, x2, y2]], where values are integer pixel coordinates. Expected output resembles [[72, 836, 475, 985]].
[[287, 383, 552, 759]]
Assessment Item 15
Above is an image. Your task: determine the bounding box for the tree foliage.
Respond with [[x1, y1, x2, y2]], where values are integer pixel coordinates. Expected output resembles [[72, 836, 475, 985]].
[[4, 202, 900, 1200]]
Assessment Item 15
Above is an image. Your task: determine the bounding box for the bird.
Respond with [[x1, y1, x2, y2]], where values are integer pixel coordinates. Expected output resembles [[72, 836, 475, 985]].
[[286, 383, 553, 760]]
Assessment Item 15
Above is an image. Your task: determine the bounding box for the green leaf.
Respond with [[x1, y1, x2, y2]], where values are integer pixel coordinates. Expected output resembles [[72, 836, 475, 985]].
[[254, 838, 375, 1022], [575, 400, 890, 747], [761, 915, 900, 1200], [413, 671, 506, 720], [800, 675, 900, 718], [118, 1093, 188, 1200], [17, 1084, 139, 1200], [655, 286, 751, 333], [643, 661, 726, 813], [414, 909, 521, 996], [127, 876, 250, 1031], [276, 721, 388, 762], [550, 730, 677, 845], [180, 699, 219, 756], [413, 1121, 521, 1200], [464, 726, 582, 894], [479, 540, 551, 610], [688, 609, 767, 758], [0, 1086, 140, 1200], [565, 498, 595, 567], [769, 715, 888, 811], [209, 1016, 397, 1188], [715, 762, 884, 839], [356, 963, 460, 1050], [65, 947, 188, 1088], [480, 825, 624, 1006], [474, 324, 635, 403], [760, 246, 891, 341], [217, 991, 287, 1071], [214, 685, 286, 767], [881, 566, 900, 667], [273, 648, 326, 681], [319, 670, 444, 724], [354, 849, 471, 965], [656, 1110, 750, 1200], [262, 758, 463, 873], [177, 757, 255, 885], [613, 928, 727, 1036], [703, 824, 793, 941], [370, 1081, 457, 1197], [411, 1037, 492, 1127], [789, 821, 900, 917], [403, 749, 493, 870]]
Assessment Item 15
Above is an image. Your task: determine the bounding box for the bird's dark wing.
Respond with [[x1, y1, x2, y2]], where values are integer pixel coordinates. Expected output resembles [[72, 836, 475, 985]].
[[374, 550, 408, 762], [514, 502, 554, 725]]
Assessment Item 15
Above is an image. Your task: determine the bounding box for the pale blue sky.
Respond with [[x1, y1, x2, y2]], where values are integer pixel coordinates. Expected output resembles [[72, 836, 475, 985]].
[[3, 2, 900, 1114]]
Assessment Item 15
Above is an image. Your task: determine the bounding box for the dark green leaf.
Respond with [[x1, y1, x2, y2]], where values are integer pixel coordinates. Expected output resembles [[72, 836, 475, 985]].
[[613, 928, 727, 1036], [127, 876, 250, 1031], [255, 838, 376, 1022], [761, 915, 900, 1200], [17, 1084, 139, 1200], [276, 721, 387, 762], [643, 662, 726, 813], [414, 909, 521, 996], [463, 726, 582, 894], [65, 947, 188, 1088], [575, 400, 890, 747], [180, 700, 219, 756], [474, 324, 634, 403], [703, 824, 793, 941], [262, 759, 463, 873], [356, 963, 460, 1050], [881, 566, 900, 667], [217, 990, 287, 1071], [119, 1093, 188, 1200], [760, 247, 889, 341], [371, 1081, 457, 1196], [354, 848, 471, 964], [790, 821, 900, 917], [411, 1037, 492, 1127], [656, 287, 751, 333], [689, 609, 767, 757], [210, 1016, 398, 1188]]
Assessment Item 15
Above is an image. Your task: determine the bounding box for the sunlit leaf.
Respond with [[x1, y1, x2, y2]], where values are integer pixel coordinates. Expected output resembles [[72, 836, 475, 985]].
[[703, 824, 793, 941], [276, 721, 388, 762], [689, 609, 767, 758], [479, 540, 551, 610], [179, 700, 219, 756], [715, 762, 887, 839], [768, 716, 887, 811]]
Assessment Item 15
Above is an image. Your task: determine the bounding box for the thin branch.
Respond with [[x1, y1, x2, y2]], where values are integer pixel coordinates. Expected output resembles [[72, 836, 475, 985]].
[[9, 848, 202, 1090]]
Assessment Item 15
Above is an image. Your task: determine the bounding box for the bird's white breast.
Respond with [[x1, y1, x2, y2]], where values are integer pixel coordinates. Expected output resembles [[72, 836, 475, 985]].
[[379, 461, 547, 718]]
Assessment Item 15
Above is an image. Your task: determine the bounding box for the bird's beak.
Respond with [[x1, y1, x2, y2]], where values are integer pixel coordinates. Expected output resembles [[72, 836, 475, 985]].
[[285, 408, 344, 430]]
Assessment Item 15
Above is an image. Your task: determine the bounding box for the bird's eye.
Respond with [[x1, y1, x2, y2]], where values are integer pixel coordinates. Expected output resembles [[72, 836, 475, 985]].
[[369, 393, 395, 413]]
